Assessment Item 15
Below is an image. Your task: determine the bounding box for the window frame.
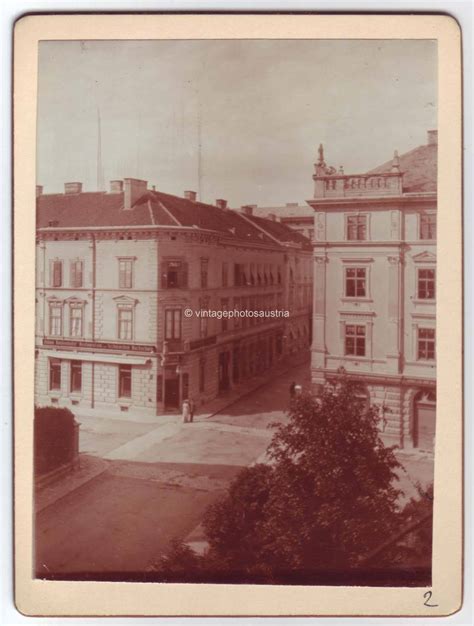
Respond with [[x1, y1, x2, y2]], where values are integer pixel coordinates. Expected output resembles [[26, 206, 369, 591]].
[[70, 360, 82, 394], [344, 323, 367, 357], [419, 212, 437, 241], [49, 358, 62, 391], [200, 258, 209, 289], [345, 213, 368, 241], [69, 304, 84, 338], [117, 305, 134, 341], [49, 302, 63, 336], [417, 327, 436, 361], [50, 259, 63, 288], [344, 266, 367, 299], [118, 257, 134, 289], [417, 267, 436, 301], [70, 259, 84, 288], [118, 364, 132, 398], [164, 308, 182, 340]]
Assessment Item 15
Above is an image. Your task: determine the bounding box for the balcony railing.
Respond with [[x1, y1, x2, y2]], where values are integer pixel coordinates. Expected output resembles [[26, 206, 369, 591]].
[[314, 172, 403, 198]]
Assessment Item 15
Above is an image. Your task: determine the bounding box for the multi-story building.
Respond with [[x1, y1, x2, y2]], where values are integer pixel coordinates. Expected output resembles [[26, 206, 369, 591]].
[[308, 131, 437, 452], [35, 180, 313, 416]]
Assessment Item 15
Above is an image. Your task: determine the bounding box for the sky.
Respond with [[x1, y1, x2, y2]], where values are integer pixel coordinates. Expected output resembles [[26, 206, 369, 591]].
[[37, 39, 437, 207]]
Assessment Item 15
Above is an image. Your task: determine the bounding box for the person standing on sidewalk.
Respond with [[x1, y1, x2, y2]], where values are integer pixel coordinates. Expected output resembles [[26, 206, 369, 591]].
[[188, 398, 195, 423], [182, 399, 191, 423], [289, 381, 296, 400]]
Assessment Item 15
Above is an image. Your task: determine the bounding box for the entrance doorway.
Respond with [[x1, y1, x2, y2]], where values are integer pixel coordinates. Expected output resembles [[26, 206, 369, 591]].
[[413, 391, 436, 452], [164, 378, 179, 410], [218, 351, 230, 393]]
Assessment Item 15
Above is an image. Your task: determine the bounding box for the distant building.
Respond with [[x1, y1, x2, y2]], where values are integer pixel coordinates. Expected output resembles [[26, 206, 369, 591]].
[[35, 181, 313, 416], [251, 203, 315, 242], [308, 131, 437, 452]]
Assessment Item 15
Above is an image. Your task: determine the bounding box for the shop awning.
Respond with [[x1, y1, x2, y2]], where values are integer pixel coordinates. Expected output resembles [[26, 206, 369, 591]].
[[40, 349, 152, 365]]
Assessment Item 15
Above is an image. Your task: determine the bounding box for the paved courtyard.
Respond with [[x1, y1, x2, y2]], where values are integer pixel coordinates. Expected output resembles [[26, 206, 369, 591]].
[[35, 362, 434, 577]]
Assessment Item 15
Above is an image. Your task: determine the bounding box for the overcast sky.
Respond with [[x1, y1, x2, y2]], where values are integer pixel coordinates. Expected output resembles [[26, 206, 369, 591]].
[[37, 39, 436, 206]]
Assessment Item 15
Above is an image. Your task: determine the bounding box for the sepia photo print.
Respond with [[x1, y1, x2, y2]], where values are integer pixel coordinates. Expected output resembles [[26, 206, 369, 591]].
[[33, 37, 439, 588]]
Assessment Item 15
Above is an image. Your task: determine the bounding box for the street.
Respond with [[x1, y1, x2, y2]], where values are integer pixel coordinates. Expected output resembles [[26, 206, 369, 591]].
[[35, 361, 433, 577], [35, 363, 306, 576]]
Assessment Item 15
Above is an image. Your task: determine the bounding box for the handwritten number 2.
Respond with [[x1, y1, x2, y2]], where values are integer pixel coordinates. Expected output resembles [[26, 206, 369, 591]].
[[423, 591, 438, 607]]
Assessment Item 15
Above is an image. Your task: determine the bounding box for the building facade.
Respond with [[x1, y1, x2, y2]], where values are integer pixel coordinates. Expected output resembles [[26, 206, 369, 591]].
[[308, 131, 437, 452], [35, 180, 312, 416]]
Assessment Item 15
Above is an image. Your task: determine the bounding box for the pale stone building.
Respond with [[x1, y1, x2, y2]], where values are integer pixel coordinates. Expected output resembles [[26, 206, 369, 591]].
[[308, 131, 437, 452], [35, 180, 312, 416]]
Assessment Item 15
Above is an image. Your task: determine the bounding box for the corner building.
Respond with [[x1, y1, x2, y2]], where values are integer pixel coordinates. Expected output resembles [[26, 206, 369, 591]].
[[35, 180, 312, 417], [308, 131, 437, 452]]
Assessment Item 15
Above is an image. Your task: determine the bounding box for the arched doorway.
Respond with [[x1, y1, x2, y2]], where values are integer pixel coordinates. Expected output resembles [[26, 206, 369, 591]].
[[413, 390, 436, 452]]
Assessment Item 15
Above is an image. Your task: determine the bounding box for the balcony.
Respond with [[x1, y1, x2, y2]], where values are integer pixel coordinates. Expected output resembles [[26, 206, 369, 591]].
[[313, 173, 403, 199]]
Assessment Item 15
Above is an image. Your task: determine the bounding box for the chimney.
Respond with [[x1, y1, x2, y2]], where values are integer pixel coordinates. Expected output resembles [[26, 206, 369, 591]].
[[241, 204, 256, 216], [216, 199, 227, 209], [427, 130, 438, 145], [123, 178, 147, 210], [110, 180, 123, 193], [36, 185, 43, 198], [267, 213, 277, 221], [64, 182, 82, 195], [184, 190, 197, 202]]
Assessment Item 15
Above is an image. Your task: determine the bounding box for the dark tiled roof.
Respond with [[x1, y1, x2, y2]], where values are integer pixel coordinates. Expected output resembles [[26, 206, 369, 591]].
[[367, 143, 437, 193], [37, 187, 308, 249], [242, 213, 313, 251], [252, 204, 314, 219]]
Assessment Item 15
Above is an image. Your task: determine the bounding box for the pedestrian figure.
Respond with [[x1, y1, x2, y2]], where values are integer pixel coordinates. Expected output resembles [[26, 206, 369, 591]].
[[182, 399, 191, 423], [189, 398, 195, 423], [295, 384, 303, 396], [289, 381, 296, 399]]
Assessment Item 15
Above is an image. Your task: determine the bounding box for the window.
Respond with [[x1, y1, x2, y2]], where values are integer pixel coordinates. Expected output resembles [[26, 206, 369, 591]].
[[201, 258, 209, 288], [165, 309, 181, 340], [70, 360, 82, 393], [69, 305, 83, 337], [162, 260, 188, 289], [418, 269, 435, 300], [199, 359, 205, 392], [221, 298, 229, 331], [49, 359, 61, 391], [51, 260, 63, 287], [233, 297, 241, 329], [222, 262, 228, 287], [118, 307, 133, 340], [346, 215, 367, 241], [250, 264, 256, 286], [118, 258, 133, 288], [345, 324, 366, 357], [70, 260, 83, 288], [119, 364, 132, 398], [345, 267, 366, 298], [49, 304, 62, 336], [277, 266, 282, 285], [417, 328, 435, 360], [420, 214, 436, 240]]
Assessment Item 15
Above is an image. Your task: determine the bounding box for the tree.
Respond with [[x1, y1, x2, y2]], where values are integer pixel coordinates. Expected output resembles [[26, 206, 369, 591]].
[[156, 373, 404, 582]]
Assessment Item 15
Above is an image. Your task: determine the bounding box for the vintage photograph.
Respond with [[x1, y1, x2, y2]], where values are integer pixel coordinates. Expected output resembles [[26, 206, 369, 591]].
[[33, 37, 438, 587]]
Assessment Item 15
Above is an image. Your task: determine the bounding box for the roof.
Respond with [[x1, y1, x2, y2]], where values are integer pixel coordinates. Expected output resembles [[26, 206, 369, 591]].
[[36, 188, 311, 250], [367, 143, 437, 193], [241, 213, 313, 251], [252, 204, 314, 220]]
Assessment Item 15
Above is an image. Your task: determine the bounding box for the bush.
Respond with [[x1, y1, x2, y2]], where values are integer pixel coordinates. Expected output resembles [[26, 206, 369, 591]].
[[34, 406, 79, 476]]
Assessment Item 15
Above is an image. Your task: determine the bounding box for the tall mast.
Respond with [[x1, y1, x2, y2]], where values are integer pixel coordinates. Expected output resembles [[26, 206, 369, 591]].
[[97, 108, 105, 191]]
